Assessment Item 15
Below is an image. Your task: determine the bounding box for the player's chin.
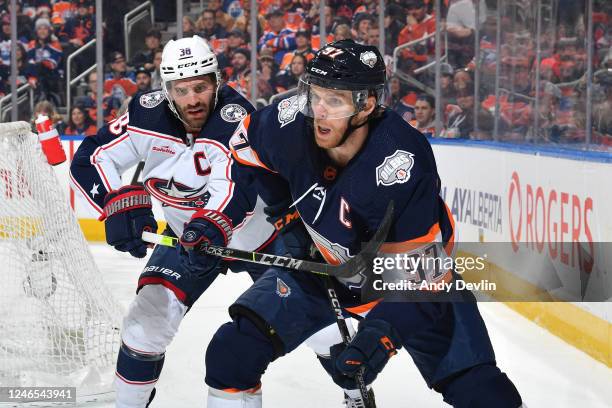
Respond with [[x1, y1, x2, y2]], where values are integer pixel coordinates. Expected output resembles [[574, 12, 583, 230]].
[[185, 111, 209, 129], [314, 127, 341, 149]]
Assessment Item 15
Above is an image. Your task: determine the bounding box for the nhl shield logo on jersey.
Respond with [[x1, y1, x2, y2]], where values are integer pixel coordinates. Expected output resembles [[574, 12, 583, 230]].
[[360, 51, 378, 68], [276, 278, 291, 297], [139, 90, 166, 108], [221, 104, 248, 123], [277, 94, 306, 128], [376, 150, 415, 186]]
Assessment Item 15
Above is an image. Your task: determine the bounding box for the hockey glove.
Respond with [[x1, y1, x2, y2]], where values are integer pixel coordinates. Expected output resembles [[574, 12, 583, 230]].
[[264, 201, 315, 260], [331, 319, 402, 388], [102, 185, 157, 258], [179, 209, 233, 278]]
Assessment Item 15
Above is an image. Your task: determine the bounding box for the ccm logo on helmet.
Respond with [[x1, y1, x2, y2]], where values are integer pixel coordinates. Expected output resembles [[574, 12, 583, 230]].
[[311, 67, 328, 75], [178, 62, 198, 68]]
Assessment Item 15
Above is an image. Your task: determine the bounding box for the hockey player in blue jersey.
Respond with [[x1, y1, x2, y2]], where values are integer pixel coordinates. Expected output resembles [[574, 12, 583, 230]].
[[180, 40, 524, 407], [69, 36, 282, 407]]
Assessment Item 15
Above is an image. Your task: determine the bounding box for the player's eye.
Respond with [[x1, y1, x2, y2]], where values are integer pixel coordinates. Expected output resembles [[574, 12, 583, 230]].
[[327, 97, 343, 107], [311, 93, 321, 106], [193, 84, 208, 93], [174, 87, 188, 97]]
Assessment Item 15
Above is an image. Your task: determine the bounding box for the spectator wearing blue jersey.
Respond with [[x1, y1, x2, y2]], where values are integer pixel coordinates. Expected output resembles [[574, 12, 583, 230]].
[[197, 9, 227, 41], [257, 7, 296, 65], [26, 17, 63, 104]]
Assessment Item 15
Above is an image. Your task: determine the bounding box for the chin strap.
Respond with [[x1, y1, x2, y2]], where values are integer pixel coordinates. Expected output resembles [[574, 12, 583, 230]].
[[337, 112, 370, 148]]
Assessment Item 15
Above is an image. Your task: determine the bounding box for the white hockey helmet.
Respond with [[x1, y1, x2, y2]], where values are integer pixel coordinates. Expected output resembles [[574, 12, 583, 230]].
[[160, 35, 221, 124]]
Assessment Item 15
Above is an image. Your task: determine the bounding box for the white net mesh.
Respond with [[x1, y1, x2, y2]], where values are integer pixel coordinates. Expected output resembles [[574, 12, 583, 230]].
[[0, 121, 122, 401]]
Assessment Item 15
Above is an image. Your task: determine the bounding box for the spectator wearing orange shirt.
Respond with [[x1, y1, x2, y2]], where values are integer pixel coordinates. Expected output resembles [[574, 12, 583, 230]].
[[302, 4, 334, 49], [226, 47, 250, 92], [277, 0, 304, 32], [64, 105, 97, 137], [51, 0, 75, 26], [104, 51, 137, 104], [397, 0, 436, 72], [540, 37, 581, 83], [279, 29, 314, 70], [58, 0, 94, 48]]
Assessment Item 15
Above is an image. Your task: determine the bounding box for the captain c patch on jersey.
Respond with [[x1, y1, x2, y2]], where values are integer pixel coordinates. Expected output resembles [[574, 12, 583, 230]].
[[376, 150, 415, 186]]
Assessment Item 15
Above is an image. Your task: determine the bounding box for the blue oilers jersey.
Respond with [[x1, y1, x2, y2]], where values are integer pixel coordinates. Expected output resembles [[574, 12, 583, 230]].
[[70, 85, 276, 252], [230, 95, 456, 288]]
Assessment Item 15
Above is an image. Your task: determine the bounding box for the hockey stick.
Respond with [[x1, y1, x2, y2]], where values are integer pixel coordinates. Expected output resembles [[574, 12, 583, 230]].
[[325, 279, 376, 408], [141, 201, 394, 280], [142, 202, 392, 407]]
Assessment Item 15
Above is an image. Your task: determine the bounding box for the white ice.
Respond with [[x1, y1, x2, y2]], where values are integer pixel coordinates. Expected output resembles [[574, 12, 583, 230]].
[[91, 244, 612, 407]]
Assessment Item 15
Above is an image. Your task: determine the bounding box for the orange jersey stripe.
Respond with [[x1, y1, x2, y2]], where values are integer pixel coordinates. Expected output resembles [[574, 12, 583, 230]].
[[380, 223, 441, 253], [222, 383, 262, 394], [345, 299, 381, 315]]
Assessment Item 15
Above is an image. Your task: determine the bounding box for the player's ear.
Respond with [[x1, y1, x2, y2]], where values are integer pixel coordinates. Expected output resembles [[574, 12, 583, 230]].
[[359, 96, 377, 118]]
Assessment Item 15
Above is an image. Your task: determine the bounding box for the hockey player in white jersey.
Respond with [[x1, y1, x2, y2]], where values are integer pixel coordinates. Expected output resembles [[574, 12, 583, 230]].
[[70, 36, 278, 407]]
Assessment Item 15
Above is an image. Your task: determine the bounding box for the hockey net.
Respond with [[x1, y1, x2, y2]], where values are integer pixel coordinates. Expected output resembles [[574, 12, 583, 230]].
[[0, 121, 122, 402]]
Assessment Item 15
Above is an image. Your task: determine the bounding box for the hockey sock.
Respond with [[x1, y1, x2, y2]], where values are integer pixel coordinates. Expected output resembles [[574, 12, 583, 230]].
[[114, 342, 165, 408]]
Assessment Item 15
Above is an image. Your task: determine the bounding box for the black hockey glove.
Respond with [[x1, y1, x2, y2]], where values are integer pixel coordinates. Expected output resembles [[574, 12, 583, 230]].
[[102, 185, 157, 258], [330, 319, 402, 389], [179, 209, 233, 278], [264, 201, 316, 260]]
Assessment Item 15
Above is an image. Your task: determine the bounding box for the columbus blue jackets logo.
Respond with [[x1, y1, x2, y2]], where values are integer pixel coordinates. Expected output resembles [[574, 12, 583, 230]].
[[144, 177, 210, 209], [376, 150, 415, 186], [277, 95, 306, 128], [276, 278, 291, 297], [221, 104, 248, 122], [140, 91, 166, 108]]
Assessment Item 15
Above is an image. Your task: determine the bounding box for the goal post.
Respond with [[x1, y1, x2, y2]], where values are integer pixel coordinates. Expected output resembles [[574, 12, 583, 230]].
[[0, 121, 122, 402]]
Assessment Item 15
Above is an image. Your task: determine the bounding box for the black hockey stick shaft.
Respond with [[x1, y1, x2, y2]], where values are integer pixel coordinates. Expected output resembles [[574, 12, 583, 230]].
[[325, 279, 376, 408], [142, 201, 394, 280]]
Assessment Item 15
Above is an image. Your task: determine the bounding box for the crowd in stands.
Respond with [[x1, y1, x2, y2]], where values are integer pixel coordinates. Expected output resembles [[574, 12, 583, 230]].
[[0, 0, 610, 148]]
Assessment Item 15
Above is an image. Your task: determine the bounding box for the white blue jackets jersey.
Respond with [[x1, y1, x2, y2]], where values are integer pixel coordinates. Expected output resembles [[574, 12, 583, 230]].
[[230, 95, 456, 288], [70, 85, 275, 251]]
